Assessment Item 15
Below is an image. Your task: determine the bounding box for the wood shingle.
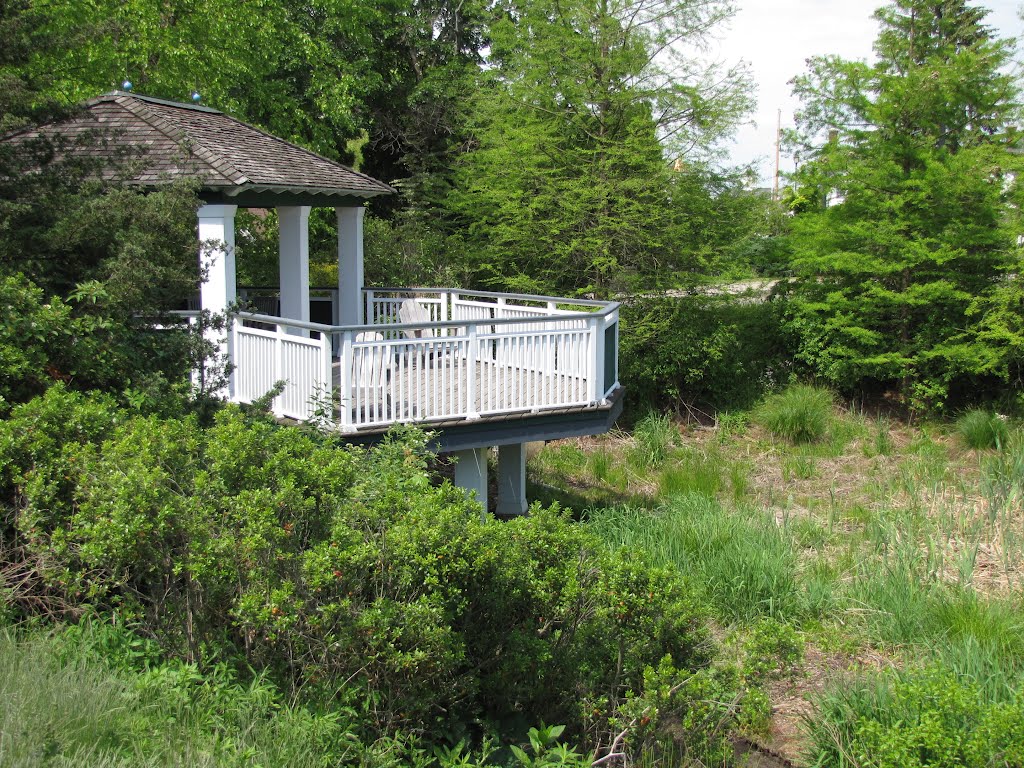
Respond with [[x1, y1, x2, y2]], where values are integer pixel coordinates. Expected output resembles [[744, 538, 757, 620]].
[[6, 91, 394, 203]]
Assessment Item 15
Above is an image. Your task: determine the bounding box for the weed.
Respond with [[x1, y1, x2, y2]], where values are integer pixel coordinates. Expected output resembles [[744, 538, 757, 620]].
[[728, 460, 752, 501], [862, 416, 894, 457], [782, 454, 816, 481], [588, 448, 614, 484], [755, 384, 834, 445], [715, 410, 749, 440], [788, 517, 832, 549]]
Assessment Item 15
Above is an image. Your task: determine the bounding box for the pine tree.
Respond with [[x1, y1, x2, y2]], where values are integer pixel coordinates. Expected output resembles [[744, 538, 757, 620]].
[[784, 0, 1022, 409]]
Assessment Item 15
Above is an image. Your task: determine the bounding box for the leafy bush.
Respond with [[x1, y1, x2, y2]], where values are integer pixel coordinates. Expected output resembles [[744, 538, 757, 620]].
[[755, 384, 834, 444], [2, 395, 737, 761], [807, 666, 1024, 768], [620, 294, 790, 411], [0, 274, 210, 410], [956, 409, 1009, 450]]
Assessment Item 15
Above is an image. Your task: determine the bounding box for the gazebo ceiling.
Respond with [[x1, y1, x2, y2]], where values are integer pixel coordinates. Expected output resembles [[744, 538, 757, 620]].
[[9, 91, 395, 206]]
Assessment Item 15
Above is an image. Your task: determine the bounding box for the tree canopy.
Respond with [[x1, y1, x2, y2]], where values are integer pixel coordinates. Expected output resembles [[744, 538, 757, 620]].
[[441, 0, 754, 295], [783, 0, 1023, 409]]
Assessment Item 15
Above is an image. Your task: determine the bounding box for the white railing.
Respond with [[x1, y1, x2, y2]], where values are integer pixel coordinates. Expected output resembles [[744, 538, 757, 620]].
[[225, 288, 619, 431]]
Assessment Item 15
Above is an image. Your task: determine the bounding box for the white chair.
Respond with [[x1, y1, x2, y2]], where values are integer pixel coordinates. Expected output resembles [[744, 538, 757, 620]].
[[400, 298, 445, 368], [399, 298, 435, 338]]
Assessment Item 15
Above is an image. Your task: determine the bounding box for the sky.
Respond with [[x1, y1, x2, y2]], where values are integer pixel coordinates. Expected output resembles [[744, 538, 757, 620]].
[[709, 0, 1023, 185]]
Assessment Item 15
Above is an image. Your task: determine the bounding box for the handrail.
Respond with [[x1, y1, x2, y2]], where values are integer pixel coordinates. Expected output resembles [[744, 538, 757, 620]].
[[365, 286, 611, 308], [238, 285, 608, 308], [233, 303, 618, 335]]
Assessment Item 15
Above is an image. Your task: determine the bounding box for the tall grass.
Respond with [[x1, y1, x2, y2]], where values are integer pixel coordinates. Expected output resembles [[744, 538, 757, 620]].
[[586, 494, 827, 622], [657, 448, 721, 498], [956, 409, 1009, 450], [755, 384, 834, 445], [628, 412, 678, 469], [0, 624, 364, 768]]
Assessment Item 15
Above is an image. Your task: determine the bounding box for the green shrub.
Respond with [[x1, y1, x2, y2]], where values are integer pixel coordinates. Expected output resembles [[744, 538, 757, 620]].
[[807, 666, 1024, 768], [620, 294, 791, 411], [0, 274, 206, 409], [755, 384, 834, 444], [2, 396, 735, 761], [956, 409, 1009, 450]]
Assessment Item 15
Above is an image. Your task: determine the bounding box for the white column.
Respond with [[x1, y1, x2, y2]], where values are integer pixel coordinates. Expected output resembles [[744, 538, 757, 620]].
[[278, 205, 311, 336], [337, 206, 365, 326], [198, 205, 237, 395], [198, 204, 238, 318], [453, 448, 489, 516], [496, 443, 528, 516]]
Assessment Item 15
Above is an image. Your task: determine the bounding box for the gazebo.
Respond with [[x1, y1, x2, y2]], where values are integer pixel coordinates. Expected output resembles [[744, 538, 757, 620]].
[[11, 91, 623, 515]]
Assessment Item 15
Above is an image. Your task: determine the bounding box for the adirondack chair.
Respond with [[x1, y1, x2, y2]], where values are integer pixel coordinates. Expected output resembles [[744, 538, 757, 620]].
[[399, 298, 442, 366], [399, 298, 435, 338]]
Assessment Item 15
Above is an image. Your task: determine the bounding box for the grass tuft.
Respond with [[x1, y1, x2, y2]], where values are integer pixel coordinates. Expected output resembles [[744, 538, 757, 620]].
[[628, 412, 678, 469], [956, 409, 1009, 450], [586, 495, 825, 623], [755, 385, 834, 445]]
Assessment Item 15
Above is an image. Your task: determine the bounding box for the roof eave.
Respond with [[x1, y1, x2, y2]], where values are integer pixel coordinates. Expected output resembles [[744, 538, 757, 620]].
[[198, 183, 396, 208]]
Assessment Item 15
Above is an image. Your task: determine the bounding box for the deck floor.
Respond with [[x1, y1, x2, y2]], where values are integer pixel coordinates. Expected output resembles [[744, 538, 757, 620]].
[[332, 357, 590, 428]]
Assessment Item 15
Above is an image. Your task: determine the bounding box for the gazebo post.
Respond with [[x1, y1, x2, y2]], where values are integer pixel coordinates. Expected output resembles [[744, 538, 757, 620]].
[[197, 204, 237, 395], [336, 205, 365, 326], [278, 205, 311, 335]]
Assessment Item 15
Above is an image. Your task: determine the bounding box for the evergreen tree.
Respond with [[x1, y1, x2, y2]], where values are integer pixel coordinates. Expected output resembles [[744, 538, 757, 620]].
[[783, 0, 1022, 409]]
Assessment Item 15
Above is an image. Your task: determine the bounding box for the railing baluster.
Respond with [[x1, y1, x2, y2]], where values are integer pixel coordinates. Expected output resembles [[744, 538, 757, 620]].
[[466, 324, 479, 418], [340, 330, 353, 431], [273, 321, 284, 417]]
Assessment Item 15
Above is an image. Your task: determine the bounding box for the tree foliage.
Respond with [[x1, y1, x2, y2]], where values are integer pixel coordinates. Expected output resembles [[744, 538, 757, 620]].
[[783, 0, 1023, 410], [441, 0, 754, 296]]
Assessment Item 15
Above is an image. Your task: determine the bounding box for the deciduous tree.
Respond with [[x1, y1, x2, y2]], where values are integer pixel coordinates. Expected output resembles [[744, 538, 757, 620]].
[[442, 0, 753, 296]]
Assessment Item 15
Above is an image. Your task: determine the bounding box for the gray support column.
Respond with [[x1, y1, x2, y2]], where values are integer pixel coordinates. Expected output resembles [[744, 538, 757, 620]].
[[453, 447, 489, 515], [197, 204, 237, 395], [496, 443, 528, 516], [278, 205, 311, 335], [336, 206, 365, 326]]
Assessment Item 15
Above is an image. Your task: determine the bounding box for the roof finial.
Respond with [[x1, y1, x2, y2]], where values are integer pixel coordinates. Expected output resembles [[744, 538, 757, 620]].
[[191, 91, 202, 103], [122, 80, 133, 92]]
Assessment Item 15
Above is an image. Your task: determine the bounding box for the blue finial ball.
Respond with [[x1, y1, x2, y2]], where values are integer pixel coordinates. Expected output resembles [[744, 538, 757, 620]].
[[122, 80, 133, 92], [191, 91, 201, 103]]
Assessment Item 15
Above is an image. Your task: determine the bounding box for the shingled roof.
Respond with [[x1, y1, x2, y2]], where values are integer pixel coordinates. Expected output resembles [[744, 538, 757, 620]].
[[8, 91, 395, 206]]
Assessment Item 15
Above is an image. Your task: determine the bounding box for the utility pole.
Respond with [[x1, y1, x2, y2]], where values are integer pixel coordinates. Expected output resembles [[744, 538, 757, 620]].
[[773, 108, 782, 202]]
